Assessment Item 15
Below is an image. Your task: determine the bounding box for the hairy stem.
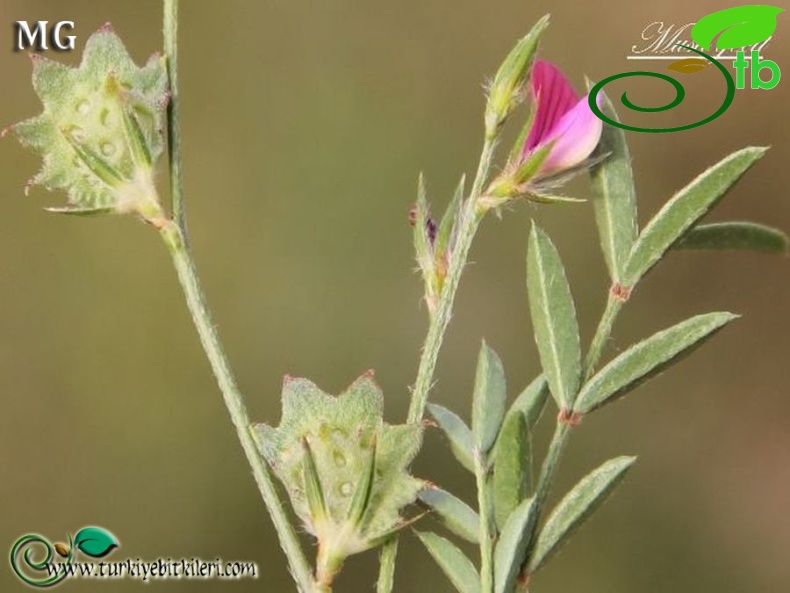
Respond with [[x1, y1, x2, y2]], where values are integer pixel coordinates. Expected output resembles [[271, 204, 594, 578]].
[[377, 136, 498, 593], [584, 294, 623, 382], [406, 136, 497, 423], [163, 0, 186, 230], [161, 4, 315, 591], [160, 222, 316, 593], [476, 452, 495, 593], [519, 290, 625, 591], [376, 541, 398, 593]]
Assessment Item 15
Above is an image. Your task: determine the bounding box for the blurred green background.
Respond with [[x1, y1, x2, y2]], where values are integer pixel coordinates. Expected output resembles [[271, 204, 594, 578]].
[[1, 1, 788, 591]]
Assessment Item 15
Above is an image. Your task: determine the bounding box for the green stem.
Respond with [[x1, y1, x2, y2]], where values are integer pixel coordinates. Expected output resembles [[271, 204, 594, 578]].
[[161, 4, 315, 591], [376, 541, 398, 593], [532, 422, 571, 513], [160, 222, 315, 592], [519, 291, 625, 591], [406, 136, 497, 423], [377, 136, 498, 593], [476, 452, 495, 593], [163, 0, 186, 231], [533, 293, 624, 507], [583, 294, 623, 382]]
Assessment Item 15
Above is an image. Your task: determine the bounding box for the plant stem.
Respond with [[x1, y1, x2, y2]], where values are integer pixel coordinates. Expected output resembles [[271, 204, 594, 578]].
[[532, 421, 571, 512], [518, 290, 625, 591], [377, 135, 498, 593], [406, 136, 497, 423], [161, 4, 315, 591], [160, 222, 316, 593], [163, 0, 186, 231], [476, 452, 495, 593], [532, 292, 624, 509], [584, 294, 623, 382], [376, 541, 398, 593]]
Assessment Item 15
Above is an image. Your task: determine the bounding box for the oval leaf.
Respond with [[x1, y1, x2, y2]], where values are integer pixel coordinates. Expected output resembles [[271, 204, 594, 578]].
[[692, 6, 783, 51], [623, 147, 768, 287], [586, 85, 638, 285], [527, 224, 582, 410], [574, 312, 738, 414], [472, 341, 508, 455], [674, 221, 789, 253], [73, 527, 118, 558], [428, 403, 475, 473], [415, 531, 481, 593], [493, 497, 537, 593], [528, 456, 636, 573], [493, 412, 532, 531], [419, 487, 481, 544], [666, 58, 710, 74]]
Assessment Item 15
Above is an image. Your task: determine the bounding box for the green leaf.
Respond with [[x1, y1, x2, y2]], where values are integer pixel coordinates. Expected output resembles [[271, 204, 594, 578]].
[[493, 497, 537, 593], [674, 222, 788, 253], [623, 147, 768, 287], [73, 527, 118, 558], [472, 341, 508, 455], [436, 175, 465, 256], [415, 531, 481, 593], [574, 312, 738, 414], [692, 6, 783, 51], [419, 487, 480, 544], [527, 224, 582, 410], [492, 412, 532, 531], [587, 85, 638, 284], [528, 456, 635, 573], [505, 375, 549, 430], [428, 403, 475, 473]]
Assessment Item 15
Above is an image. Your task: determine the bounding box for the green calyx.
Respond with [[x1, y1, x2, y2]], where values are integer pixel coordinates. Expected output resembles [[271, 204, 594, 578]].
[[8, 24, 168, 218], [254, 372, 425, 584]]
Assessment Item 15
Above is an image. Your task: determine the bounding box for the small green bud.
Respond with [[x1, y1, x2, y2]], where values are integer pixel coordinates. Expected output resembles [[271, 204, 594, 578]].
[[484, 15, 550, 137], [6, 24, 168, 220], [254, 372, 425, 587]]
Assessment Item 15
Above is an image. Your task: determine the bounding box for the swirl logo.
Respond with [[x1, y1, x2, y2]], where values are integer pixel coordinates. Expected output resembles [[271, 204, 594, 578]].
[[590, 5, 783, 133], [9, 527, 118, 588]]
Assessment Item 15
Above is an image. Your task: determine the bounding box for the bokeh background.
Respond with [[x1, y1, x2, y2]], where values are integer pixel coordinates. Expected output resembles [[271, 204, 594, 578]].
[[1, 1, 788, 591]]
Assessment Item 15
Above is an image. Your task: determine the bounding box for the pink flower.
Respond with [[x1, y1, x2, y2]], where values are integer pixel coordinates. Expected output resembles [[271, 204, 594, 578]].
[[521, 60, 603, 178]]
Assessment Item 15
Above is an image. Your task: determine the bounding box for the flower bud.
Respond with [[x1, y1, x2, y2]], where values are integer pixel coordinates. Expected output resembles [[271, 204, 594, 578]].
[[484, 15, 550, 138]]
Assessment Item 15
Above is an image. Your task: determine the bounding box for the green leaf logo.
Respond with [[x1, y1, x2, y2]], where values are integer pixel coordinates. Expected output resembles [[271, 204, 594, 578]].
[[692, 5, 783, 51], [73, 527, 119, 558]]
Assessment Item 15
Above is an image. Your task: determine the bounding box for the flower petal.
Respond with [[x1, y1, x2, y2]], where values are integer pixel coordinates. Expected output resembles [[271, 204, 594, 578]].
[[524, 60, 578, 154], [536, 94, 603, 174]]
